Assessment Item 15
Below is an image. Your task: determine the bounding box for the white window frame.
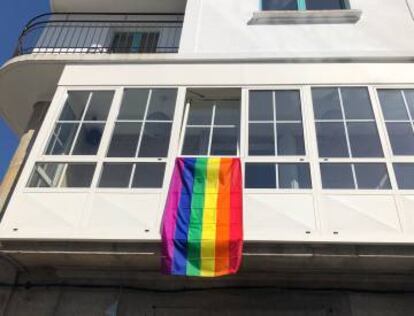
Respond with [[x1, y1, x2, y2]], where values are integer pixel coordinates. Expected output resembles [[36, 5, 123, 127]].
[[311, 85, 395, 194], [23, 86, 186, 194], [373, 85, 414, 194], [244, 86, 314, 193], [178, 87, 242, 158]]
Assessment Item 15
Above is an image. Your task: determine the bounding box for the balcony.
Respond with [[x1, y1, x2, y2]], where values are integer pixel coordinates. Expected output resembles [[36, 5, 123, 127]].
[[14, 13, 184, 56]]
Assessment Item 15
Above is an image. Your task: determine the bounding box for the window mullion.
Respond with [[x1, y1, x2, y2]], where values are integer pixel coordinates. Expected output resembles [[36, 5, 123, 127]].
[[351, 163, 358, 189], [135, 89, 153, 158], [273, 91, 278, 156], [400, 90, 414, 136], [207, 104, 216, 156], [338, 88, 353, 159], [68, 92, 93, 155]]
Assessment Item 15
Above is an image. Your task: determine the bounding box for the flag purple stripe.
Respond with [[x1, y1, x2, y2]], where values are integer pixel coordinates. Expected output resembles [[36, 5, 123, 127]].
[[161, 159, 183, 274]]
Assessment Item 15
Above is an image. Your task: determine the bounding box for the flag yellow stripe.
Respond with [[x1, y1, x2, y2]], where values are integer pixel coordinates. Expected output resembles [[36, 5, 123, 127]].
[[200, 158, 221, 276]]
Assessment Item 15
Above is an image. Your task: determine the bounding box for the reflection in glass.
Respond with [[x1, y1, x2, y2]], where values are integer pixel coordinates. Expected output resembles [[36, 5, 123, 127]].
[[321, 163, 354, 189], [139, 123, 172, 157], [341, 87, 374, 120], [249, 91, 273, 121], [279, 163, 312, 189], [347, 122, 383, 157], [60, 164, 96, 188], [107, 122, 141, 157], [182, 127, 210, 156], [276, 90, 302, 121], [45, 123, 79, 155], [386, 122, 414, 155], [312, 88, 342, 120], [99, 163, 133, 188], [133, 163, 166, 188], [211, 128, 239, 156], [378, 90, 409, 120], [59, 91, 90, 121], [394, 163, 414, 189], [316, 122, 348, 157], [118, 89, 149, 120], [249, 123, 275, 156], [263, 0, 298, 10], [277, 123, 305, 156], [147, 89, 177, 121], [245, 163, 276, 188], [72, 123, 105, 155], [84, 91, 114, 121], [354, 164, 391, 190]]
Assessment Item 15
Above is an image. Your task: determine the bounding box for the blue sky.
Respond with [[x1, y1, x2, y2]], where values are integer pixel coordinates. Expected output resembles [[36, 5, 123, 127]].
[[0, 0, 50, 181]]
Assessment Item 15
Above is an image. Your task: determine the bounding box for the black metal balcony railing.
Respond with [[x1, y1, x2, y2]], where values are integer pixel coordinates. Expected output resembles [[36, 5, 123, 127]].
[[14, 13, 184, 56]]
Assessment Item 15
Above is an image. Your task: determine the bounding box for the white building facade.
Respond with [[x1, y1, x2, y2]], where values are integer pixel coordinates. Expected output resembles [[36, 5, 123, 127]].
[[1, 0, 414, 314]]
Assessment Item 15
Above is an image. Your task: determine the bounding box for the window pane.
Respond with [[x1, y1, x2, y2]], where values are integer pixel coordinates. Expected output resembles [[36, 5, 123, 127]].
[[139, 123, 172, 157], [276, 90, 302, 121], [249, 91, 273, 121], [99, 163, 133, 188], [316, 122, 348, 157], [403, 90, 414, 118], [378, 90, 409, 120], [182, 127, 210, 156], [263, 0, 298, 10], [354, 164, 391, 190], [60, 164, 96, 188], [84, 91, 114, 121], [45, 123, 79, 155], [211, 128, 239, 156], [312, 88, 342, 120], [118, 89, 149, 120], [132, 163, 166, 188], [107, 122, 141, 157], [215, 101, 240, 125], [386, 123, 414, 155], [321, 163, 355, 189], [341, 87, 374, 120], [347, 122, 383, 158], [187, 101, 213, 125], [277, 123, 305, 156], [306, 0, 345, 10], [279, 164, 312, 189], [59, 91, 90, 121], [146, 89, 177, 121], [249, 123, 275, 156], [28, 163, 65, 188], [394, 163, 414, 189], [72, 123, 105, 155], [245, 163, 276, 188]]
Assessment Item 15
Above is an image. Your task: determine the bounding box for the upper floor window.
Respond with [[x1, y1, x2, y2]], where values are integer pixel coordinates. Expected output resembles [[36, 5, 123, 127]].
[[262, 0, 347, 11], [111, 32, 160, 54]]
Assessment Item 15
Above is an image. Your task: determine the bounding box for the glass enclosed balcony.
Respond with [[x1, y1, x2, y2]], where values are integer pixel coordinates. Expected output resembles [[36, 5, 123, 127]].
[[14, 13, 184, 56]]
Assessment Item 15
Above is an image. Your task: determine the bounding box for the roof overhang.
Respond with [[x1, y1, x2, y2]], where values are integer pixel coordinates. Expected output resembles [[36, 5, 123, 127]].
[[0, 57, 64, 135], [50, 0, 187, 13]]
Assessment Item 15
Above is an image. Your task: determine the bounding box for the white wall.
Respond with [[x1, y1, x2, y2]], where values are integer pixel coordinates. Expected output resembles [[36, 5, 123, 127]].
[[179, 0, 414, 58], [2, 62, 414, 243]]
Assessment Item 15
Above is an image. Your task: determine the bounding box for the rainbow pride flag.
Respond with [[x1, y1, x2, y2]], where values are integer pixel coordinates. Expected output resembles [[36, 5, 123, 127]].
[[161, 157, 243, 277]]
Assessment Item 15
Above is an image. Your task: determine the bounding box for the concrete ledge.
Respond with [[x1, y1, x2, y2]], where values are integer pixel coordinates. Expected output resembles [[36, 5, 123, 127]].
[[249, 10, 362, 25], [2, 241, 414, 291]]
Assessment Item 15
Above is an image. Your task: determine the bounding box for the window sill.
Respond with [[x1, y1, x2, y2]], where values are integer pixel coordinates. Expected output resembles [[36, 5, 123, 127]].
[[249, 9, 362, 25]]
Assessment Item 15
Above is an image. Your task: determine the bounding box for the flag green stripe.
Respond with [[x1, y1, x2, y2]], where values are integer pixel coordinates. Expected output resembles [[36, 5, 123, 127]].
[[186, 158, 207, 276]]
